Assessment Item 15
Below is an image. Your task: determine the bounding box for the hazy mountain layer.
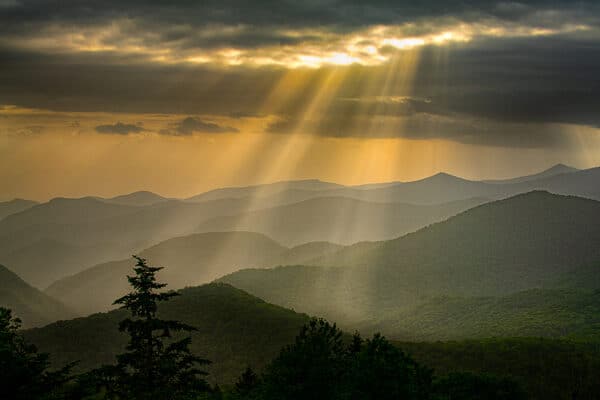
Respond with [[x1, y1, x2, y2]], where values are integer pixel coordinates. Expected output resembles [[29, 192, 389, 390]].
[[185, 179, 344, 202], [4, 165, 600, 288], [186, 164, 593, 205], [0, 264, 73, 328], [0, 196, 313, 287], [46, 232, 342, 315], [220, 192, 600, 326], [0, 198, 38, 221], [102, 191, 170, 206], [336, 166, 600, 204], [196, 196, 488, 245], [482, 163, 578, 184]]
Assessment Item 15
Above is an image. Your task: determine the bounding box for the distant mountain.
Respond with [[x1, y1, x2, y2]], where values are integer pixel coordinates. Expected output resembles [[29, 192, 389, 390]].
[[46, 231, 341, 315], [276, 242, 343, 265], [0, 239, 115, 291], [0, 198, 38, 221], [186, 179, 344, 202], [294, 173, 497, 205], [103, 191, 169, 206], [0, 197, 288, 287], [197, 196, 489, 245], [26, 283, 308, 384], [482, 164, 579, 184], [220, 192, 600, 326], [45, 232, 286, 314], [519, 166, 600, 200], [0, 264, 73, 328], [0, 197, 138, 232], [5, 167, 600, 288]]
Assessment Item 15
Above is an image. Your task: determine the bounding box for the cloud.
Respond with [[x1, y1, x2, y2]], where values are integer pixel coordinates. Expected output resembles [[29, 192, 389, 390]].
[[1, 1, 600, 148], [160, 117, 238, 136], [0, 1, 597, 69], [266, 110, 570, 149], [95, 122, 144, 135]]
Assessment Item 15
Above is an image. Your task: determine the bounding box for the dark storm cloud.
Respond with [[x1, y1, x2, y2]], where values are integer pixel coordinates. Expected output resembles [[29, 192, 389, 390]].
[[95, 122, 145, 135], [0, 1, 598, 31], [160, 117, 238, 136], [0, 1, 599, 54], [2, 1, 600, 148], [408, 36, 600, 128], [267, 112, 569, 148]]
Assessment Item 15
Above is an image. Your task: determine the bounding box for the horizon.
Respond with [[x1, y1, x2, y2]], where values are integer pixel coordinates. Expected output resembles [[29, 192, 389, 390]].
[[0, 162, 591, 202]]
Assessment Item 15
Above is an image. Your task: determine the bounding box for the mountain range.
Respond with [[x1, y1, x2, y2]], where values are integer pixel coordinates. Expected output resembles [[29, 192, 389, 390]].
[[2, 164, 598, 289], [219, 191, 600, 335], [3, 165, 600, 399]]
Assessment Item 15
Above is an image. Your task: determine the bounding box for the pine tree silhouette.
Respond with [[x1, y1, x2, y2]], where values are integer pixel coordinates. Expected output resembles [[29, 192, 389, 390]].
[[97, 255, 210, 400]]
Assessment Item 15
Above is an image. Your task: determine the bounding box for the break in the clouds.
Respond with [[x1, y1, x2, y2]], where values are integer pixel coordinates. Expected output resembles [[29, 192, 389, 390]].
[[1, 1, 600, 147], [95, 122, 145, 135]]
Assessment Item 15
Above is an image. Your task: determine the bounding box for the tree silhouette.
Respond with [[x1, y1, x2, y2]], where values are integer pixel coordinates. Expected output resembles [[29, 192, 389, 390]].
[[97, 255, 210, 400], [344, 333, 432, 400], [0, 307, 72, 400], [233, 366, 260, 399], [261, 318, 345, 399]]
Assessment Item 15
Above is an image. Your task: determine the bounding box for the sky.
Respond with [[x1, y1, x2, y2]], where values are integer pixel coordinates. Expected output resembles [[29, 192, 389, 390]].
[[1, 0, 600, 200]]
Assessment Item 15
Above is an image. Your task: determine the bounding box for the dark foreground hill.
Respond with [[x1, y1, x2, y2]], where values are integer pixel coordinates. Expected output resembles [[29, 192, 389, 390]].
[[0, 264, 73, 328], [46, 232, 342, 316], [400, 339, 600, 400], [25, 283, 309, 384], [220, 192, 600, 327], [22, 282, 600, 399]]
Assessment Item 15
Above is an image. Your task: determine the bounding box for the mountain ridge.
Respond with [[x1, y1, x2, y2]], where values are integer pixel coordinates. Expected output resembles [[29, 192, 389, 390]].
[[220, 191, 600, 327], [0, 264, 74, 328]]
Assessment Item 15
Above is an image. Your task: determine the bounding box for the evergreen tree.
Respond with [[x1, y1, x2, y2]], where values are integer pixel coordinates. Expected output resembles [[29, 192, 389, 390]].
[[0, 307, 72, 400], [258, 319, 432, 400], [97, 255, 210, 400], [234, 366, 260, 398], [344, 333, 432, 400], [261, 318, 345, 400]]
